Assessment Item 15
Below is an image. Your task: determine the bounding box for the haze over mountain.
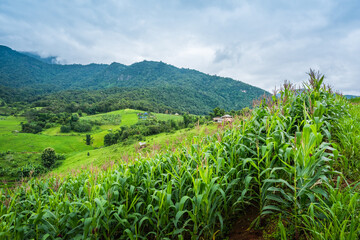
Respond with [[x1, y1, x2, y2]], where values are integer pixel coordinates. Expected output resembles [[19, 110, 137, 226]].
[[0, 45, 269, 114], [20, 52, 59, 64]]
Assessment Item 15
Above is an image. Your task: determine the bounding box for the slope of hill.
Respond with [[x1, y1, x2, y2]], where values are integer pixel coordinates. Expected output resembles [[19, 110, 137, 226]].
[[0, 45, 268, 114], [1, 73, 358, 239]]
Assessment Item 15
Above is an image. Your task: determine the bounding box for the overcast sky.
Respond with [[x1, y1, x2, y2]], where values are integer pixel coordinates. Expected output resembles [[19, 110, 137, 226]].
[[1, 0, 360, 94]]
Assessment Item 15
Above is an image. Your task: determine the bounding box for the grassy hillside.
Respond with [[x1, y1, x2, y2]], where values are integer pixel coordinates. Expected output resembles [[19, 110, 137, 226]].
[[0, 116, 24, 134], [349, 96, 360, 104], [0, 108, 181, 152], [40, 109, 182, 148], [0, 134, 92, 153], [2, 72, 359, 239], [0, 109, 182, 184], [53, 124, 217, 174]]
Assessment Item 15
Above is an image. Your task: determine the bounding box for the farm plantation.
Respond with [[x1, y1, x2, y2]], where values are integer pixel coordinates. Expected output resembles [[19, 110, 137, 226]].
[[1, 72, 360, 239], [0, 109, 183, 183]]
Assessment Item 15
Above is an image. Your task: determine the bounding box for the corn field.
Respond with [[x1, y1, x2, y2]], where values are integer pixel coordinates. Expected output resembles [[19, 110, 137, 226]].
[[1, 71, 359, 239]]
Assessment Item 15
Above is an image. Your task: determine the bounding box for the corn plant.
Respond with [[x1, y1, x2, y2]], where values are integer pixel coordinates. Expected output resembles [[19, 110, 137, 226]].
[[0, 70, 353, 239], [301, 178, 360, 240]]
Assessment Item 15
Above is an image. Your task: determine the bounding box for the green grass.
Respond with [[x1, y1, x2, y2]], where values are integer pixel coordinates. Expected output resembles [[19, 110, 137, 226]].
[[0, 116, 25, 135], [349, 96, 360, 104], [0, 133, 93, 153], [42, 109, 183, 148], [0, 152, 41, 182], [0, 108, 183, 162], [53, 124, 217, 174], [153, 112, 182, 121], [2, 74, 357, 239], [82, 109, 138, 125], [0, 109, 185, 182]]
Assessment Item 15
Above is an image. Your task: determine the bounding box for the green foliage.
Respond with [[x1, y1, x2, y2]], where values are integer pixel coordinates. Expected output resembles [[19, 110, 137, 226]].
[[0, 71, 356, 239], [41, 147, 57, 168], [84, 134, 93, 146], [60, 124, 71, 133], [0, 151, 43, 184], [0, 45, 268, 115], [70, 113, 79, 122], [103, 132, 117, 146], [71, 121, 92, 132], [104, 116, 204, 147], [349, 96, 360, 103], [15, 164, 47, 179], [301, 178, 360, 240], [209, 106, 225, 118], [333, 104, 360, 180], [20, 122, 43, 133]]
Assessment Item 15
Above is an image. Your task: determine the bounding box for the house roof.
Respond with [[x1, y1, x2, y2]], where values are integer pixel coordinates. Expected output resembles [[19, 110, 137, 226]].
[[222, 114, 232, 118]]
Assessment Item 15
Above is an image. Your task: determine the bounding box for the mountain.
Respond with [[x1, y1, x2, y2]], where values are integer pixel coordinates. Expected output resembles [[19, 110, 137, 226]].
[[20, 52, 59, 64], [0, 45, 269, 114], [344, 95, 359, 99]]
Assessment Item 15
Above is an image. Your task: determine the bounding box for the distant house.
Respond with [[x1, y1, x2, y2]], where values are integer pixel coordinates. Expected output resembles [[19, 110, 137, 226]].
[[212, 117, 223, 123], [222, 114, 234, 123], [213, 115, 233, 123], [175, 113, 179, 116], [139, 142, 147, 149]]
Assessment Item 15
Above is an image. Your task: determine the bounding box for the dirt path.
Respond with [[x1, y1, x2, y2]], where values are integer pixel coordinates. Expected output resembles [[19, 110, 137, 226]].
[[228, 207, 263, 240]]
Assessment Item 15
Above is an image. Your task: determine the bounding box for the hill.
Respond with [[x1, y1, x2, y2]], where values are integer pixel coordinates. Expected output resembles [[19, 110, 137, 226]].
[[0, 45, 268, 114], [0, 108, 183, 184], [1, 73, 360, 239], [20, 52, 59, 64], [345, 94, 359, 99]]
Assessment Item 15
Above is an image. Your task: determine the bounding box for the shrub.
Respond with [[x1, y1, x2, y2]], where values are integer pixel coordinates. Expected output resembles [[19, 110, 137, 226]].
[[44, 122, 54, 129], [104, 133, 117, 146], [41, 147, 57, 168], [56, 153, 66, 160], [60, 125, 71, 133], [72, 121, 92, 132], [84, 134, 93, 145], [20, 122, 43, 133], [16, 164, 47, 179]]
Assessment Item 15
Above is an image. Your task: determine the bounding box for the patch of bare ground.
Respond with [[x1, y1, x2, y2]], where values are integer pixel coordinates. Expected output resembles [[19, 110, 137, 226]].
[[228, 207, 263, 240]]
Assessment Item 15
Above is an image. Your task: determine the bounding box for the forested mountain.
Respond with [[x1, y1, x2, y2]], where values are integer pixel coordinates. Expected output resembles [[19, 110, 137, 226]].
[[0, 45, 269, 114], [20, 52, 59, 64]]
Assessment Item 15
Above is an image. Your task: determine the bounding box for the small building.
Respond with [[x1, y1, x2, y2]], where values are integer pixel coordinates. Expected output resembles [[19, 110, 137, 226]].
[[213, 115, 234, 123], [139, 142, 147, 149], [212, 117, 223, 123], [222, 115, 234, 123], [174, 113, 179, 116]]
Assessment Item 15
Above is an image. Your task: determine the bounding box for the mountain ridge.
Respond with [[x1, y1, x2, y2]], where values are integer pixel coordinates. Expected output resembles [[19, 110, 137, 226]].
[[0, 45, 269, 114]]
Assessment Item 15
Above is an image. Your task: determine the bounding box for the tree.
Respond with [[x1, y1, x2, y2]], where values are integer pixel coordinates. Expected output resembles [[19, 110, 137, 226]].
[[41, 147, 57, 168], [84, 134, 93, 145], [72, 121, 92, 132], [60, 125, 71, 133], [209, 107, 225, 118], [70, 113, 79, 123], [183, 113, 191, 127], [104, 133, 117, 146]]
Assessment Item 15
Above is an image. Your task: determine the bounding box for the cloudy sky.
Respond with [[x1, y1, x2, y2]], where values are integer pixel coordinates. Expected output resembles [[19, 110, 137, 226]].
[[1, 0, 360, 94]]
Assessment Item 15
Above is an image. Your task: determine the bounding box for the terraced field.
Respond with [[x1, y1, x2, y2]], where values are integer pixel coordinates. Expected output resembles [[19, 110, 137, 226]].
[[0, 109, 183, 183]]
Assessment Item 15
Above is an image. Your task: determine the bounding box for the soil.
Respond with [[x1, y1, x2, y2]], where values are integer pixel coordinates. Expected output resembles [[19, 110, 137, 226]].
[[228, 207, 264, 240]]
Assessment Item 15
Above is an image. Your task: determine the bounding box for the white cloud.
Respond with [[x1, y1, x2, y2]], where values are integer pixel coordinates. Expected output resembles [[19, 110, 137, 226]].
[[0, 0, 359, 95]]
